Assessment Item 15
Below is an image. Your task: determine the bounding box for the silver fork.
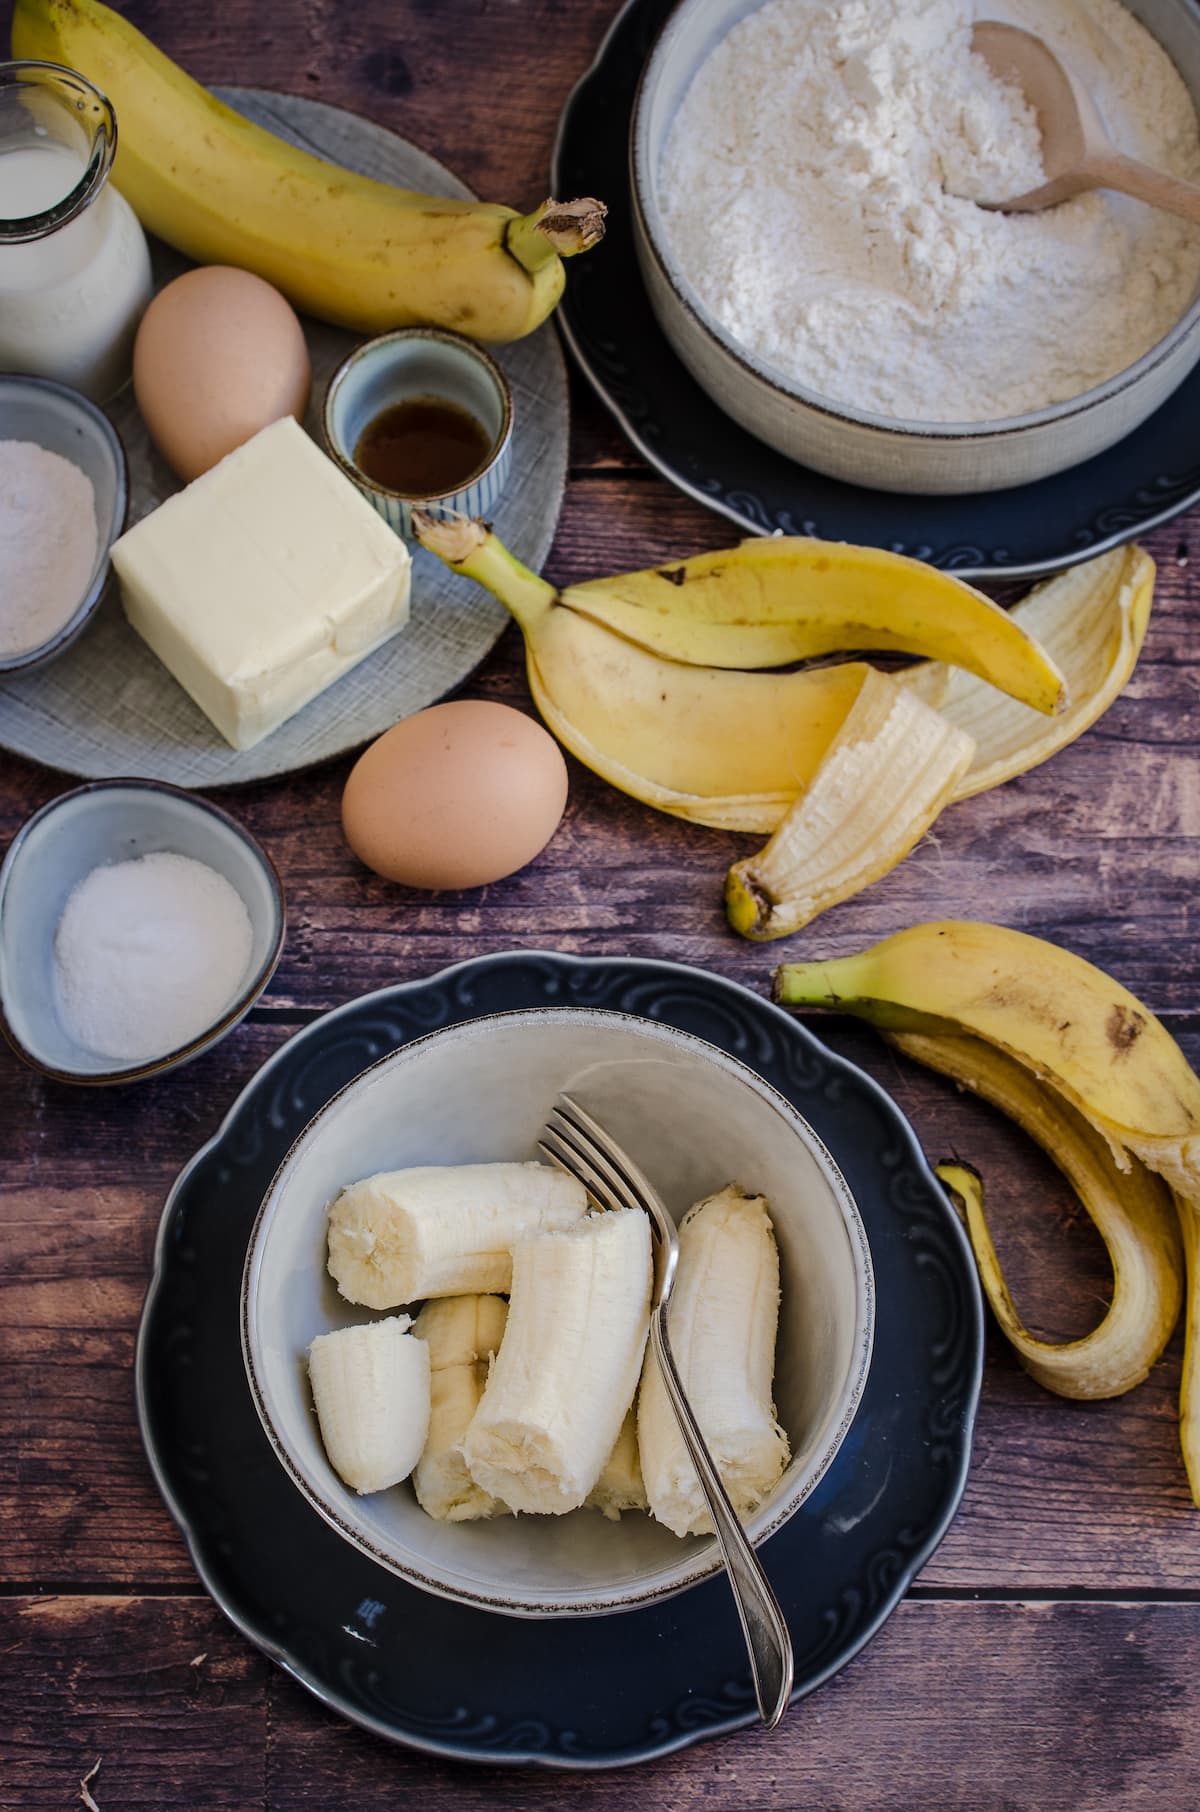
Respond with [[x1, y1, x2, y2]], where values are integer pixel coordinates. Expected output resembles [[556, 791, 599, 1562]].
[[539, 1092, 794, 1730]]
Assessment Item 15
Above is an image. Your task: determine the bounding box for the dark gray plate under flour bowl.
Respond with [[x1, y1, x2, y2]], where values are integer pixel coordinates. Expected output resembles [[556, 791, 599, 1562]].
[[136, 951, 983, 1768]]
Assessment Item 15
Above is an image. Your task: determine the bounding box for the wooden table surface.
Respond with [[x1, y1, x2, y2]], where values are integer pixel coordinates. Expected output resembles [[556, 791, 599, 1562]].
[[3, 2, 1199, 1806]]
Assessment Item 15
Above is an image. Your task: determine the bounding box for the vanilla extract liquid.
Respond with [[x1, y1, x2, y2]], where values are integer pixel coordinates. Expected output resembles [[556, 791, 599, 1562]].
[[353, 395, 493, 495]]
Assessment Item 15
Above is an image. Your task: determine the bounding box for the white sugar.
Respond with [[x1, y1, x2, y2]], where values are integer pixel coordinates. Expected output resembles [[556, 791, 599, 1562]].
[[54, 851, 255, 1061]]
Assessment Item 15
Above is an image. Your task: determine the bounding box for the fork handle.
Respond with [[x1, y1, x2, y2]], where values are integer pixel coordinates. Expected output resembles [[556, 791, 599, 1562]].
[[650, 1310, 794, 1728]]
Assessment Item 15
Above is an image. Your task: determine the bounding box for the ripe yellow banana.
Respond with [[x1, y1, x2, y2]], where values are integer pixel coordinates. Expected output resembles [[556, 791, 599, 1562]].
[[308, 1315, 430, 1495], [462, 1210, 652, 1515], [893, 1034, 1182, 1397], [776, 923, 1200, 1502], [11, 0, 605, 340], [326, 1162, 587, 1308], [725, 668, 976, 939], [901, 546, 1154, 799], [638, 1187, 789, 1537], [411, 1295, 510, 1522], [555, 537, 1066, 711]]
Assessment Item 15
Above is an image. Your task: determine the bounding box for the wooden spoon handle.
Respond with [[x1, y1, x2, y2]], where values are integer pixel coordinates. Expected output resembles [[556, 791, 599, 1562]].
[[1084, 151, 1200, 225]]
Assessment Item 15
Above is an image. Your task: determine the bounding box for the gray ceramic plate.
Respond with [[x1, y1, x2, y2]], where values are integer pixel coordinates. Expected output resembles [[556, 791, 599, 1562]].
[[0, 91, 569, 787]]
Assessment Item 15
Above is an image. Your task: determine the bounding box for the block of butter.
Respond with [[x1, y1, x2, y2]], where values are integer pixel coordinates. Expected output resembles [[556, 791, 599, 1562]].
[[111, 416, 411, 750]]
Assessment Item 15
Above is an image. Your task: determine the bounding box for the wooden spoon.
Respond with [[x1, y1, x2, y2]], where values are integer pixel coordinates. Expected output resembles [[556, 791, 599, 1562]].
[[972, 21, 1200, 223]]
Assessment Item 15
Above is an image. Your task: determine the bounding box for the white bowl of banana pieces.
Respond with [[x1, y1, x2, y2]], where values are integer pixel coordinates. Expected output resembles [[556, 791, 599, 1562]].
[[242, 1006, 874, 1618]]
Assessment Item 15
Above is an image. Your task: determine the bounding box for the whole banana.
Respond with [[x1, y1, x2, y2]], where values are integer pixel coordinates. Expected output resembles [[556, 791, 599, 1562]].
[[11, 0, 605, 340]]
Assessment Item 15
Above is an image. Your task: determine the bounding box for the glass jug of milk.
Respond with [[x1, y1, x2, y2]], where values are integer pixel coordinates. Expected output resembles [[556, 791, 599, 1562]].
[[0, 61, 153, 402]]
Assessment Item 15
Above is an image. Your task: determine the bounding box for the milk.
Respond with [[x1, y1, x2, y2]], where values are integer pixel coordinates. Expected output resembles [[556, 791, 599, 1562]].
[[0, 138, 153, 401]]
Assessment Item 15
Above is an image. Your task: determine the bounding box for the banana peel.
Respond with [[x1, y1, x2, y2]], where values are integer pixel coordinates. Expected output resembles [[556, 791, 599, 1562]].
[[893, 1031, 1183, 1397], [725, 669, 975, 939], [415, 515, 877, 832], [775, 923, 1200, 1503], [12, 0, 605, 340], [564, 536, 1067, 711], [724, 546, 1153, 938], [913, 546, 1155, 801]]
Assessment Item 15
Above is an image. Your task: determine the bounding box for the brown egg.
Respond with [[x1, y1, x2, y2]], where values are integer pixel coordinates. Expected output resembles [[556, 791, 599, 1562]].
[[342, 701, 569, 890], [133, 266, 312, 481]]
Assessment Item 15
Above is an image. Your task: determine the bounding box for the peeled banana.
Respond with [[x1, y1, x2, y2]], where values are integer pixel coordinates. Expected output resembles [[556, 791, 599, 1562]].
[[326, 1162, 587, 1309], [893, 1034, 1182, 1398], [586, 1407, 648, 1521], [308, 1315, 430, 1496], [725, 668, 976, 940], [12, 0, 605, 341], [638, 1187, 789, 1537], [411, 1295, 509, 1522], [776, 923, 1200, 1502], [526, 535, 1067, 709], [462, 1210, 652, 1514]]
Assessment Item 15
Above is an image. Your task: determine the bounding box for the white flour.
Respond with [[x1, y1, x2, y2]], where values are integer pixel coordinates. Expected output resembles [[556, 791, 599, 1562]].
[[0, 440, 99, 655], [658, 0, 1200, 422]]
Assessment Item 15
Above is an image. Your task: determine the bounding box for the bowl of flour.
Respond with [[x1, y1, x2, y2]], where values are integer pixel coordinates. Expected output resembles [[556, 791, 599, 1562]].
[[632, 0, 1200, 494]]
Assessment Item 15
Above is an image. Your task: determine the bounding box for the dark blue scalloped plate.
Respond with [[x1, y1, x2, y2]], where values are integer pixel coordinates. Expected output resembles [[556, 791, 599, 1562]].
[[136, 953, 982, 1769], [551, 0, 1200, 581]]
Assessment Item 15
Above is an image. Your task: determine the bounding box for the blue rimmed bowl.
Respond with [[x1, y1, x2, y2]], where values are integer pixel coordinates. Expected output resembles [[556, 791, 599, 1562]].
[[322, 327, 513, 540], [0, 779, 286, 1084], [0, 374, 128, 672]]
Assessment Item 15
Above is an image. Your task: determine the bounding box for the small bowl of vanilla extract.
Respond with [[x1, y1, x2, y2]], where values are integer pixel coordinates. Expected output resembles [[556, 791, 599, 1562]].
[[322, 328, 513, 540]]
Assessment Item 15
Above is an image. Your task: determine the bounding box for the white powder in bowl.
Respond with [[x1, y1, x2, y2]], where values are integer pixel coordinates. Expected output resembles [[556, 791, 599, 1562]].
[[54, 851, 256, 1062], [0, 440, 100, 656], [657, 0, 1200, 422]]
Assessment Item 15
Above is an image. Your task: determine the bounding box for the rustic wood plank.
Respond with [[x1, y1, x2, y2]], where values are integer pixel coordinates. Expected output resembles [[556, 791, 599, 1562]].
[[2, 1595, 1198, 1811]]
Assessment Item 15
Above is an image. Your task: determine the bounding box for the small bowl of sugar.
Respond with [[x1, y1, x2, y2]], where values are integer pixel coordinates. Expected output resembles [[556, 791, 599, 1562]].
[[0, 780, 286, 1084], [0, 374, 128, 674]]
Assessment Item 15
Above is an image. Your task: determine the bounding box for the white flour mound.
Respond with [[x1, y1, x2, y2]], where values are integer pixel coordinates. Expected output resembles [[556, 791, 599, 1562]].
[[658, 0, 1200, 422]]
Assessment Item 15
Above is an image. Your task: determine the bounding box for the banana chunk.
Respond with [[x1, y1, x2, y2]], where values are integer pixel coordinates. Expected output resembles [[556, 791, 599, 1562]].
[[639, 1187, 790, 1538], [586, 1405, 647, 1521], [411, 1295, 510, 1523], [462, 1210, 652, 1515], [308, 1315, 430, 1496], [327, 1162, 588, 1309]]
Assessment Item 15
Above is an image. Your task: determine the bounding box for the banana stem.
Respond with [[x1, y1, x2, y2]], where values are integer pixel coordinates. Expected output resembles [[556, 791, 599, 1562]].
[[505, 197, 608, 274], [413, 512, 557, 631]]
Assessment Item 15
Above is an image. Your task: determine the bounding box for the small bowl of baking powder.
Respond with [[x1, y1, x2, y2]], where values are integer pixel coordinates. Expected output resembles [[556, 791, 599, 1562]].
[[0, 779, 286, 1084], [0, 373, 128, 673]]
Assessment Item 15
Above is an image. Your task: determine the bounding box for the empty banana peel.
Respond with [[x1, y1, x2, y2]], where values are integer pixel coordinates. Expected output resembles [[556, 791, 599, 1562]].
[[892, 1030, 1183, 1398], [776, 922, 1200, 1503], [725, 669, 975, 939], [728, 547, 1155, 936], [906, 545, 1154, 801], [562, 535, 1067, 711]]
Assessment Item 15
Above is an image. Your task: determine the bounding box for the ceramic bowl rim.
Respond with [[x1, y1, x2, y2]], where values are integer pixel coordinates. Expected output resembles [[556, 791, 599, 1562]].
[[240, 1003, 876, 1619], [629, 0, 1200, 441], [0, 371, 129, 674], [321, 326, 515, 501], [0, 776, 287, 1085]]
